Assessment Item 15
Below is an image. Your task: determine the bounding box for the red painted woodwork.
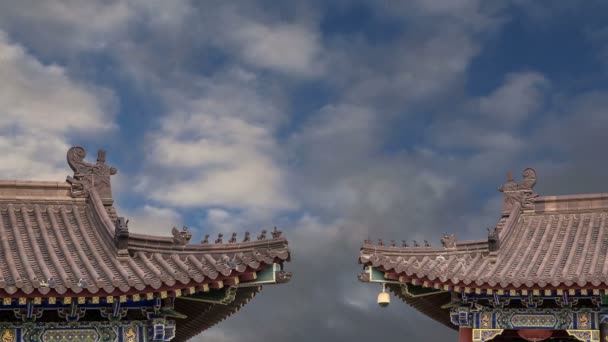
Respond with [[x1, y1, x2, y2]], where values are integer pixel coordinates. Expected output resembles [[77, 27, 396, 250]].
[[517, 330, 553, 341], [459, 328, 472, 342]]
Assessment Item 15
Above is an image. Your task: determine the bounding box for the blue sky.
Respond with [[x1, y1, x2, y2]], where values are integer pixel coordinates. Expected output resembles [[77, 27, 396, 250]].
[[1, 1, 608, 341]]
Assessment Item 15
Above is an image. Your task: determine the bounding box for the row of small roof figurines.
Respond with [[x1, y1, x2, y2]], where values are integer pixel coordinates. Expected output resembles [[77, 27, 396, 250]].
[[172, 225, 283, 245], [364, 233, 458, 248], [364, 239, 433, 248], [363, 227, 499, 249]]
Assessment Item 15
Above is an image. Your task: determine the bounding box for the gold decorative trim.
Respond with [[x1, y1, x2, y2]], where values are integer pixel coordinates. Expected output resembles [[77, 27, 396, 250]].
[[1, 329, 15, 342], [472, 329, 504, 342], [566, 330, 600, 342]]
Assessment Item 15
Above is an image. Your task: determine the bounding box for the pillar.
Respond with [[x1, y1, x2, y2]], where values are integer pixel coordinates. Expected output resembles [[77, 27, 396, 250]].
[[459, 327, 472, 342]]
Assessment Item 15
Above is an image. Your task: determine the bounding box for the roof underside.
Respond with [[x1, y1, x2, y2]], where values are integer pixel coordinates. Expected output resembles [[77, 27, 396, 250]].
[[388, 285, 454, 330], [174, 287, 260, 342]]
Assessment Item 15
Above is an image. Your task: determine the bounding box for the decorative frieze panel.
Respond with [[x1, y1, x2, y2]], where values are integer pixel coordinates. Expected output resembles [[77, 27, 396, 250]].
[[451, 307, 603, 330], [41, 328, 100, 342], [0, 320, 175, 342]]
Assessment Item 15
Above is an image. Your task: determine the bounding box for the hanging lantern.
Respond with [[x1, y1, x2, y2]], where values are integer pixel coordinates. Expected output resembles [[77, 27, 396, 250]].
[[377, 283, 390, 307]]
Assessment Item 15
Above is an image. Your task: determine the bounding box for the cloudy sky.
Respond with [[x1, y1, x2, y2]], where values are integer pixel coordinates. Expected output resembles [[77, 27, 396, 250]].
[[1, 0, 608, 340]]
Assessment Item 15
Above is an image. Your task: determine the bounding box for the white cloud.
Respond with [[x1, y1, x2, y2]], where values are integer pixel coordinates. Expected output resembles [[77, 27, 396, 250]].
[[479, 71, 549, 124], [0, 31, 114, 180], [137, 69, 294, 211], [121, 205, 182, 236], [229, 21, 324, 76], [0, 1, 131, 52], [141, 114, 292, 209]]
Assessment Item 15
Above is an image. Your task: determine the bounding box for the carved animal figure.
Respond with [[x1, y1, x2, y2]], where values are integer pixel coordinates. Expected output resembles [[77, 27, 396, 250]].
[[172, 226, 192, 246], [229, 233, 237, 243]]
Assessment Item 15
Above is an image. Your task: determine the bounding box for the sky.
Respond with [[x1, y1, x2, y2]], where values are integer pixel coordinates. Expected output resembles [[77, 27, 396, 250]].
[[0, 0, 608, 341]]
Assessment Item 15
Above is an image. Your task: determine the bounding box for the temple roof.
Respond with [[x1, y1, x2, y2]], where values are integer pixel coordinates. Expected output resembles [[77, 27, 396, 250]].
[[0, 147, 290, 340], [359, 168, 608, 292]]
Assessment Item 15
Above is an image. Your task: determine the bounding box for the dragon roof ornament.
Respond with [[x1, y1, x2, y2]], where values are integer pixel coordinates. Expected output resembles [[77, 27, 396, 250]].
[[498, 168, 538, 215], [66, 146, 117, 199]]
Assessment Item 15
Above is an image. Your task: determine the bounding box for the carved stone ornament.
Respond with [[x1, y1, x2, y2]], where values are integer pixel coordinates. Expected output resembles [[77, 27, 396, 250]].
[[271, 227, 282, 239], [114, 217, 129, 252], [172, 226, 192, 246], [487, 227, 499, 252], [497, 168, 538, 215], [275, 270, 292, 284], [228, 233, 237, 243], [66, 146, 117, 199], [441, 233, 457, 248]]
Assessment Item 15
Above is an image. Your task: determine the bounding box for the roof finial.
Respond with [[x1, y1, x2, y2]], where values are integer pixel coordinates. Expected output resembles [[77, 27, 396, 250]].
[[506, 170, 514, 182], [498, 168, 538, 215], [66, 146, 117, 199]]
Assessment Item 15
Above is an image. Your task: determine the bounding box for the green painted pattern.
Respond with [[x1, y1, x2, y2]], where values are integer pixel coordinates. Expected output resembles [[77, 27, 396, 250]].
[[41, 329, 99, 342]]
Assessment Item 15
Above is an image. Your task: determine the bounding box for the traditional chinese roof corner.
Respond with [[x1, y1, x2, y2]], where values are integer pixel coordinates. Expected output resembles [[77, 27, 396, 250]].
[[358, 168, 608, 329], [0, 146, 291, 341]]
